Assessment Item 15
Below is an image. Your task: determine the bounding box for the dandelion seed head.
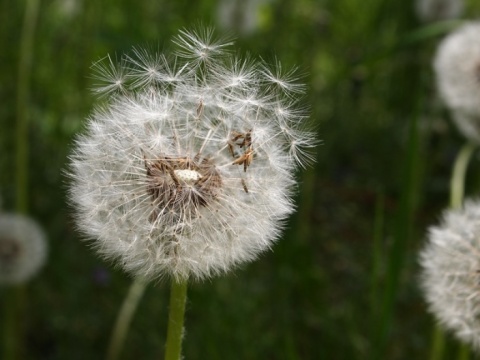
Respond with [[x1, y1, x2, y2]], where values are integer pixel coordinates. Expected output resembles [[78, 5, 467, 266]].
[[420, 200, 480, 349], [69, 28, 316, 281], [434, 22, 480, 141], [0, 214, 47, 285]]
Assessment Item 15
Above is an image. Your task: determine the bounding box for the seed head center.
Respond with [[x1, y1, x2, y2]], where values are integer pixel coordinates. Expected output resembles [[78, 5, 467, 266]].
[[174, 169, 202, 184], [0, 238, 21, 261]]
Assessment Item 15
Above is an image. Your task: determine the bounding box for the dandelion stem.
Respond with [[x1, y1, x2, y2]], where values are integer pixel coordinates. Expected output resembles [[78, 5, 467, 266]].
[[450, 142, 476, 210], [457, 343, 470, 360], [106, 278, 148, 360], [3, 288, 16, 360], [4, 0, 41, 358], [3, 286, 26, 360], [164, 279, 188, 360], [16, 0, 40, 214], [429, 141, 477, 360], [369, 190, 384, 322], [429, 324, 446, 360]]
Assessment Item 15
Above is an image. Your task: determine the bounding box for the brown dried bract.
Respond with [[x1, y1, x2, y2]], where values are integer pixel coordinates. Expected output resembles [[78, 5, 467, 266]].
[[232, 148, 254, 172], [228, 129, 254, 172]]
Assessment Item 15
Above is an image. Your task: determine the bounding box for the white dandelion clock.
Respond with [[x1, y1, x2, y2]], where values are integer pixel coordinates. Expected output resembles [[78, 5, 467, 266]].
[[415, 0, 463, 22], [0, 213, 47, 285], [420, 200, 480, 349], [434, 22, 480, 141], [69, 28, 317, 281]]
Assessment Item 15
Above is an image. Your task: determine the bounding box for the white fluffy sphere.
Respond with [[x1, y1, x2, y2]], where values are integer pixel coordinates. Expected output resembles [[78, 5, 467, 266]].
[[0, 213, 47, 285], [420, 200, 480, 349], [69, 28, 316, 281], [434, 22, 480, 141]]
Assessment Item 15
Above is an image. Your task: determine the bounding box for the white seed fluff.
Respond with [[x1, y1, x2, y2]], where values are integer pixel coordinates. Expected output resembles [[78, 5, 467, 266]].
[[415, 0, 463, 22], [0, 213, 47, 285], [434, 22, 480, 142], [69, 28, 317, 281], [419, 200, 480, 349]]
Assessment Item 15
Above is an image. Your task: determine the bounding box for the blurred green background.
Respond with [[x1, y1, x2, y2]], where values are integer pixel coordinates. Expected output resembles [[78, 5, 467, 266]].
[[2, 0, 480, 359]]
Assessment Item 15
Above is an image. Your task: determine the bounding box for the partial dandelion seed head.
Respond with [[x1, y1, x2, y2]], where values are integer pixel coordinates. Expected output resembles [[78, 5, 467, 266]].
[[420, 199, 480, 349], [0, 213, 47, 285], [415, 0, 464, 22], [434, 22, 480, 141], [69, 28, 317, 281]]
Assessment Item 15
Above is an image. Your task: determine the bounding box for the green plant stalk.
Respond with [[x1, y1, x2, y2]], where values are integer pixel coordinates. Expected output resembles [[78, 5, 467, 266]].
[[3, 286, 26, 360], [450, 142, 476, 210], [370, 190, 385, 318], [429, 142, 476, 360], [106, 278, 148, 360], [5, 0, 41, 358], [457, 343, 470, 360], [3, 289, 17, 360], [429, 324, 446, 360], [375, 111, 421, 359], [164, 280, 188, 360], [369, 189, 385, 355], [16, 0, 40, 214]]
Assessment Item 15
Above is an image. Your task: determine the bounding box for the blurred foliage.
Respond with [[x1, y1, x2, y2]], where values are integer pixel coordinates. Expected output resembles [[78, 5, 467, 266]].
[[2, 0, 480, 359]]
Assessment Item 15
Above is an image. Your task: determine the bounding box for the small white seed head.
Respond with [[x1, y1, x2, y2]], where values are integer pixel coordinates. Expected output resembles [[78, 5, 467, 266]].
[[0, 213, 47, 285], [434, 22, 480, 142], [419, 199, 480, 350]]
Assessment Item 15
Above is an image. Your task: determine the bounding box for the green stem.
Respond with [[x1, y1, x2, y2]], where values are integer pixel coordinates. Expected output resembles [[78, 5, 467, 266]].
[[450, 142, 476, 210], [375, 108, 421, 359], [3, 286, 26, 360], [6, 0, 41, 358], [164, 280, 188, 360], [457, 343, 470, 360], [16, 0, 40, 214], [369, 190, 384, 319], [3, 289, 16, 360], [106, 278, 148, 360], [429, 324, 446, 360]]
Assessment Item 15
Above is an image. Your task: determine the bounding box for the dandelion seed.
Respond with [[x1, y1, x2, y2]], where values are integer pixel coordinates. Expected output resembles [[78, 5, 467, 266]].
[[0, 213, 47, 285], [419, 200, 480, 349], [434, 22, 480, 141], [91, 54, 129, 97], [173, 27, 233, 65], [126, 47, 166, 89], [69, 28, 317, 281]]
